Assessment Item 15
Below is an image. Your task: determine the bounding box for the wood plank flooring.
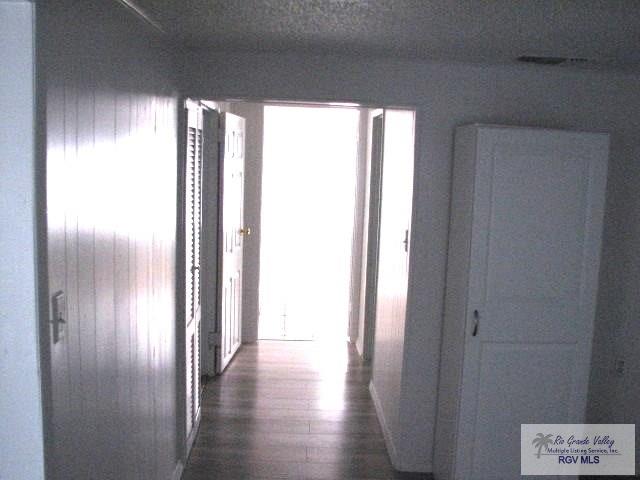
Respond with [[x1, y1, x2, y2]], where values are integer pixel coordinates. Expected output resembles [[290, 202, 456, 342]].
[[183, 341, 432, 480]]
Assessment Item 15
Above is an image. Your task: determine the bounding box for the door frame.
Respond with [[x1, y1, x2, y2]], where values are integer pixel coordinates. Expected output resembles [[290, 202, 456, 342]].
[[258, 102, 362, 342], [176, 99, 229, 465], [360, 111, 385, 361], [176, 97, 212, 466], [216, 111, 246, 372], [175, 97, 189, 467], [204, 98, 417, 356], [200, 108, 221, 377]]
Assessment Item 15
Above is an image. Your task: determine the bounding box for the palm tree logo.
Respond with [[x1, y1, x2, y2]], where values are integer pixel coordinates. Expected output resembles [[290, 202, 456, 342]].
[[532, 433, 554, 458]]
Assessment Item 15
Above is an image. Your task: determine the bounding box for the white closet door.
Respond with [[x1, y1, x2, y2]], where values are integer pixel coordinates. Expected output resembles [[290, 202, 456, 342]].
[[217, 112, 245, 373], [455, 127, 608, 479]]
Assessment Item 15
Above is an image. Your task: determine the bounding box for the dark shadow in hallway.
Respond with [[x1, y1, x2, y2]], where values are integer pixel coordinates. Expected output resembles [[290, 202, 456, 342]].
[[183, 341, 432, 479]]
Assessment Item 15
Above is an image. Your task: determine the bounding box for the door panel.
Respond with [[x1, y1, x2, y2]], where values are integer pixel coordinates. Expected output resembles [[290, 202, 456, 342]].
[[217, 112, 245, 373], [455, 128, 608, 479], [43, 37, 179, 477], [471, 343, 576, 477]]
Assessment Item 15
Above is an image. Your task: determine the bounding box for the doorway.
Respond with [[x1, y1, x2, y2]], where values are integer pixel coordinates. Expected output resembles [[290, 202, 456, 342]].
[[182, 101, 419, 478], [258, 105, 360, 342]]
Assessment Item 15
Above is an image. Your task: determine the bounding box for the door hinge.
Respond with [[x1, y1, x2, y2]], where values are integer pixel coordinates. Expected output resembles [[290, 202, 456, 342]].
[[208, 331, 221, 349]]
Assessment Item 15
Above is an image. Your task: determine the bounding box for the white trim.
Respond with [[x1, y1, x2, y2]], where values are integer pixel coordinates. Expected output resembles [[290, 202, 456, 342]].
[[0, 2, 45, 479], [172, 461, 184, 480], [369, 381, 400, 469]]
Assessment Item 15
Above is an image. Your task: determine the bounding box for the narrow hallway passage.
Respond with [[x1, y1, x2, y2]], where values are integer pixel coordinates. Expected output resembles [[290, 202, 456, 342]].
[[183, 341, 431, 479]]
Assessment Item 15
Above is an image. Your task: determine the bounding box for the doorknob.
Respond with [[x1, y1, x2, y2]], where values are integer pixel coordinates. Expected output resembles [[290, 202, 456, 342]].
[[51, 291, 66, 344], [239, 227, 251, 236]]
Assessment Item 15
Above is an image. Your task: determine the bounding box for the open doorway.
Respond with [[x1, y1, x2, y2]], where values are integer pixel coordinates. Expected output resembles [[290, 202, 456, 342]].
[[258, 105, 360, 342], [183, 100, 418, 474], [196, 100, 418, 375]]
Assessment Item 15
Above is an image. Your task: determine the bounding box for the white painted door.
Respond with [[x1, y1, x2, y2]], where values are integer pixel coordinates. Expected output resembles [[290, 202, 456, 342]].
[[184, 103, 203, 449], [217, 112, 245, 373], [454, 127, 608, 479], [372, 109, 415, 390]]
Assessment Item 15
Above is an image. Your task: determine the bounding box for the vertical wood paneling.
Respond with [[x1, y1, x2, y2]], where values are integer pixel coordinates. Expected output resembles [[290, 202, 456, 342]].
[[93, 87, 118, 477], [43, 1, 179, 479], [62, 80, 83, 477], [46, 77, 71, 478], [156, 96, 178, 478], [114, 90, 134, 477], [75, 87, 99, 479]]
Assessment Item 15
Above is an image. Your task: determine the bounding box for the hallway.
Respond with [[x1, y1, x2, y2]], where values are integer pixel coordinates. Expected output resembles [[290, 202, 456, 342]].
[[183, 341, 431, 479]]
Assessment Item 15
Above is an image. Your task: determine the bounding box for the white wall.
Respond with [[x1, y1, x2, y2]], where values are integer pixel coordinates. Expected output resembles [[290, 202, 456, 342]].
[[41, 1, 180, 478], [0, 2, 45, 479], [179, 50, 640, 472]]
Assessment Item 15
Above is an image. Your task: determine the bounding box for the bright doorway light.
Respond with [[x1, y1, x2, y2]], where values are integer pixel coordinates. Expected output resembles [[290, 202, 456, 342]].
[[258, 105, 360, 342]]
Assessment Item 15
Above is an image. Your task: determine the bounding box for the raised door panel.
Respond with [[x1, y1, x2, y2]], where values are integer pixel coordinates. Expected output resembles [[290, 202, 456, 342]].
[[455, 127, 608, 480]]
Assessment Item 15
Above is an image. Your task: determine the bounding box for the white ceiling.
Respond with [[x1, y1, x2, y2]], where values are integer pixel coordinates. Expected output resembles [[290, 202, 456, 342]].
[[131, 0, 640, 68]]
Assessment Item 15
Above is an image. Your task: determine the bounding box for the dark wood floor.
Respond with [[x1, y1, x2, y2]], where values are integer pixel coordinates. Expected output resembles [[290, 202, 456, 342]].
[[183, 341, 432, 480]]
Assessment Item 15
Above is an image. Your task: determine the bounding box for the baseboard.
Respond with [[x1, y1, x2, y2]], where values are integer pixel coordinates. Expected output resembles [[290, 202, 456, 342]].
[[185, 409, 201, 457], [172, 460, 184, 480], [369, 381, 401, 469]]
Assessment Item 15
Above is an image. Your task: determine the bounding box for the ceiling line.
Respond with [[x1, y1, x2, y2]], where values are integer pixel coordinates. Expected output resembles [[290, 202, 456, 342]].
[[115, 0, 166, 35]]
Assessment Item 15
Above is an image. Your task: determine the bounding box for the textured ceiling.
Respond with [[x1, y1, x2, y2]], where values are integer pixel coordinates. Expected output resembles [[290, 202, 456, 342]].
[[131, 0, 640, 68]]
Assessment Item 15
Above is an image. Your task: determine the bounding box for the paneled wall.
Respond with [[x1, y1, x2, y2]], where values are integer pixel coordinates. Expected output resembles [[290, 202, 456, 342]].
[[42, 1, 179, 478]]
